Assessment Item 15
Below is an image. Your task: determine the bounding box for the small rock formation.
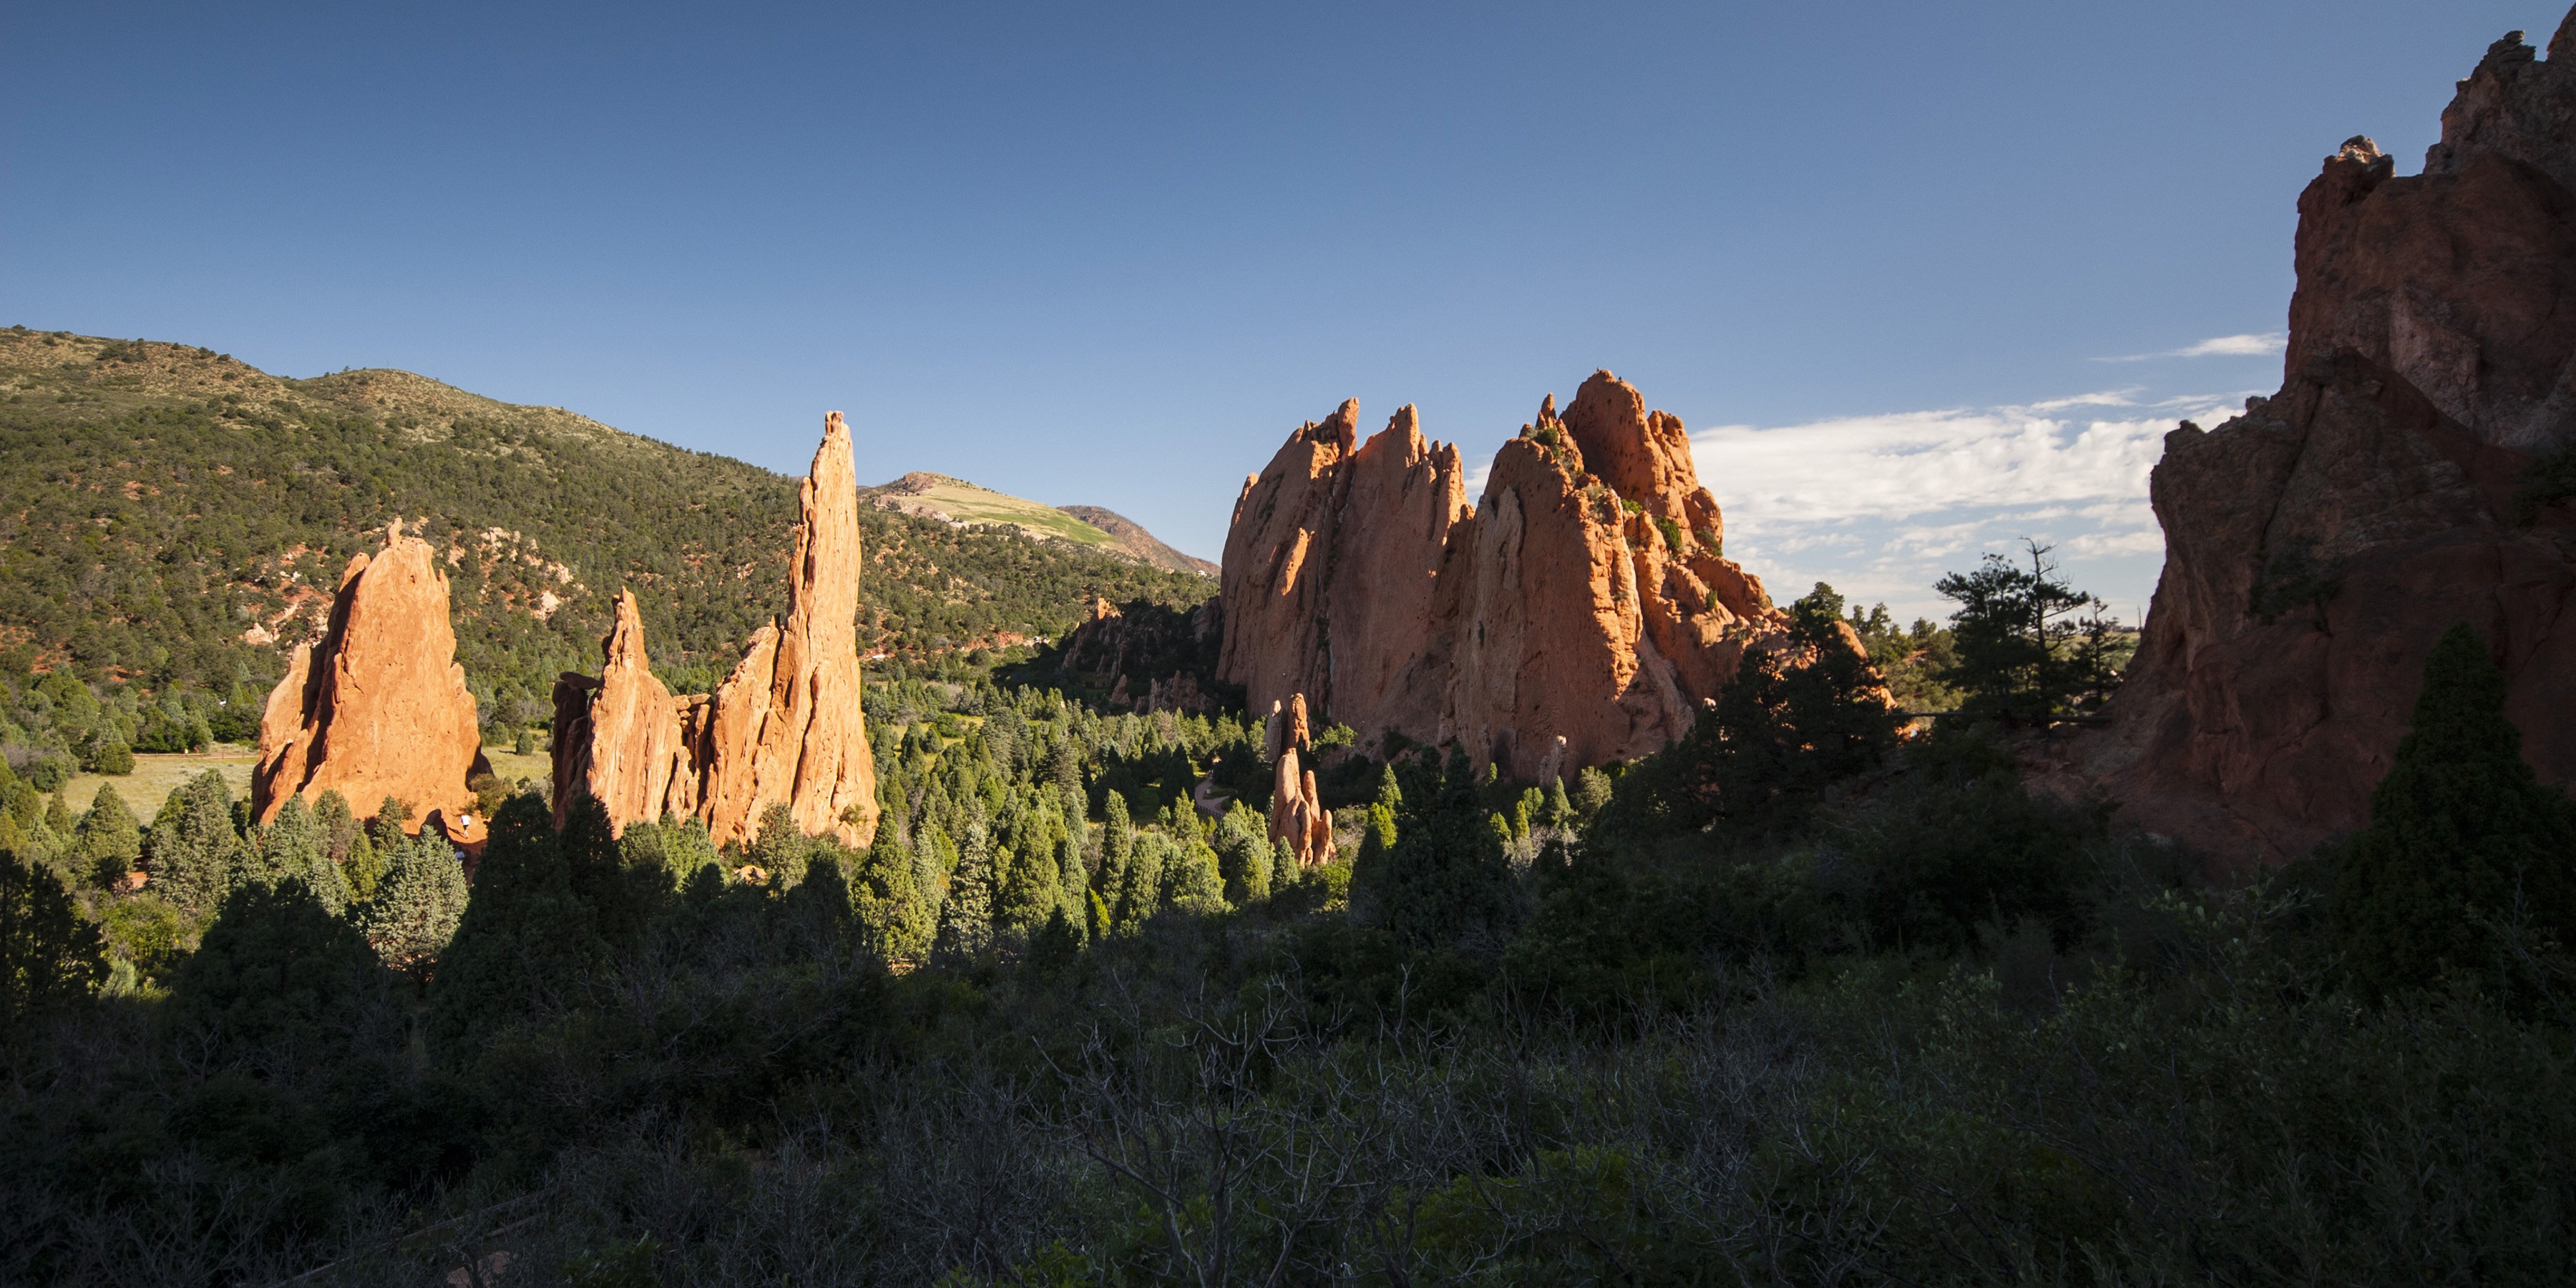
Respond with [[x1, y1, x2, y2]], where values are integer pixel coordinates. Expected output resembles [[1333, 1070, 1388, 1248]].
[[552, 412, 881, 849], [1219, 374, 1798, 781], [253, 520, 488, 833], [1264, 694, 1334, 867], [1055, 595, 1229, 714], [2096, 16, 2576, 863]]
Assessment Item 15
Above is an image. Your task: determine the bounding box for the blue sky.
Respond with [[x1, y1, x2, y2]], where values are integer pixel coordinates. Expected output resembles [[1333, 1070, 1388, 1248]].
[[1, 1, 2545, 620]]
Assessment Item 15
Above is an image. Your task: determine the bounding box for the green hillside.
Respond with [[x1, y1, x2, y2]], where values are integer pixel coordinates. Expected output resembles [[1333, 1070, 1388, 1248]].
[[0, 326, 1213, 757], [866, 471, 1124, 547]]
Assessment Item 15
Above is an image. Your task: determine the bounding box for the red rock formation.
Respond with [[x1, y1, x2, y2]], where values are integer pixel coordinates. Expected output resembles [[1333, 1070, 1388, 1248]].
[[551, 413, 881, 849], [1055, 595, 1228, 714], [253, 521, 487, 831], [2099, 19, 2576, 864], [1218, 374, 1798, 781], [1265, 694, 1335, 867]]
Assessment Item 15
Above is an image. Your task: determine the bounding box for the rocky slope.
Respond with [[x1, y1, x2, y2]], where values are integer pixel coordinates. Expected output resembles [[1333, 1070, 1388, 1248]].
[[555, 414, 882, 849], [1055, 505, 1220, 576], [2091, 19, 2576, 864], [863, 472, 1216, 576], [1219, 372, 1796, 781]]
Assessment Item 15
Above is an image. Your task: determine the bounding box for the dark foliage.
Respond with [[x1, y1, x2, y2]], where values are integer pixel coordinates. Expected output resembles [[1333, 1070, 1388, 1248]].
[[2332, 623, 2576, 1006]]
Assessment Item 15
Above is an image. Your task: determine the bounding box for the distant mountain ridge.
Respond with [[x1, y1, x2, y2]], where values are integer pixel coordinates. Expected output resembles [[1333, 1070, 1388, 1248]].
[[862, 472, 1215, 575]]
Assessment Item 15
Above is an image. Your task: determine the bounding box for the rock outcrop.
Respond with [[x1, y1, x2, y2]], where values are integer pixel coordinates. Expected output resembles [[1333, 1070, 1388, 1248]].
[[2098, 18, 2576, 864], [1055, 595, 1229, 714], [1264, 694, 1334, 867], [253, 521, 488, 835], [1219, 373, 1795, 781], [552, 413, 882, 849]]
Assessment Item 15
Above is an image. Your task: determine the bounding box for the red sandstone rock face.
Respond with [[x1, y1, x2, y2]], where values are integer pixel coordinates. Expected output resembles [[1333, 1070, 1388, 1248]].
[[2099, 19, 2576, 865], [552, 413, 881, 849], [1264, 695, 1335, 867], [253, 522, 487, 833], [1218, 373, 1799, 781]]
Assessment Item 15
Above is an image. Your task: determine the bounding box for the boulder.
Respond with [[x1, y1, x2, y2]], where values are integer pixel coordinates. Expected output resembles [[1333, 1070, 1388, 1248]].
[[252, 520, 487, 831], [2094, 18, 2576, 866], [1218, 374, 1800, 781]]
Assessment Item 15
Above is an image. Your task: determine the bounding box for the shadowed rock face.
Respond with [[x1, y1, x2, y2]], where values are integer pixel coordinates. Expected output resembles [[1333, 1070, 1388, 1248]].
[[552, 412, 881, 850], [253, 522, 487, 833], [1218, 372, 1796, 781], [2097, 17, 2576, 865]]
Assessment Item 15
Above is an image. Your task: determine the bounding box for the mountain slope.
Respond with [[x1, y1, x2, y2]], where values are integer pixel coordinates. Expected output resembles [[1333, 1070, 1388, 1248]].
[[0, 326, 1214, 741], [864, 472, 1216, 575], [1055, 504, 1219, 575]]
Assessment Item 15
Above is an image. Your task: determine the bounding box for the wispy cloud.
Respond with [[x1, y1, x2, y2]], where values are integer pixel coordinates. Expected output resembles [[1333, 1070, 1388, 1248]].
[[2094, 332, 2286, 362], [1687, 390, 2257, 620]]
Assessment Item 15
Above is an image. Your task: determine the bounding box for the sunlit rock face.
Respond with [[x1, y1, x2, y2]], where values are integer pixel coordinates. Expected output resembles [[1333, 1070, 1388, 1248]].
[[1219, 371, 1798, 781], [253, 521, 488, 836], [553, 411, 880, 849], [2097, 19, 2576, 864]]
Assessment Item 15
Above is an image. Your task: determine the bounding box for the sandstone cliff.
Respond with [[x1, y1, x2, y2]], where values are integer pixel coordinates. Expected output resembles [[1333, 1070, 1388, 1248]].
[[552, 413, 882, 849], [1219, 373, 1795, 781], [252, 521, 488, 836], [2098, 19, 2576, 863]]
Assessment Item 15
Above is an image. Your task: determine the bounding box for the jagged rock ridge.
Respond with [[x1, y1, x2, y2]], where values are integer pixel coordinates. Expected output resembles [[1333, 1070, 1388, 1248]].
[[2093, 17, 2576, 862], [252, 520, 489, 841], [1219, 371, 1796, 781], [553, 412, 882, 849]]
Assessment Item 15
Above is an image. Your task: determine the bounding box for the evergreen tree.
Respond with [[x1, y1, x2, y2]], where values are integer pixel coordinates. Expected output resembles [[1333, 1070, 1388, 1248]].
[[1933, 542, 2124, 723], [344, 829, 386, 904], [1215, 805, 1272, 905], [1164, 839, 1229, 916], [169, 876, 383, 1065], [748, 801, 812, 886], [253, 796, 348, 914], [852, 837, 935, 962], [782, 852, 859, 955], [1094, 792, 1133, 937], [74, 781, 142, 888], [0, 847, 107, 1030], [145, 769, 246, 916], [2333, 624, 2576, 1005], [562, 793, 661, 950], [314, 789, 358, 865], [931, 822, 997, 965], [360, 829, 469, 990], [428, 794, 606, 1053], [1357, 748, 1519, 952]]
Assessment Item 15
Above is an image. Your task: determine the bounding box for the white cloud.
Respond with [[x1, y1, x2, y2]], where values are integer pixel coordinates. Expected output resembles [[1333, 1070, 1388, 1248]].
[[2095, 332, 2287, 362], [1688, 391, 2254, 621]]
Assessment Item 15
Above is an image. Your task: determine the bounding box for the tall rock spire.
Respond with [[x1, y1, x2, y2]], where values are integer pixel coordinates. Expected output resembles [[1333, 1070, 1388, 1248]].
[[552, 411, 880, 850], [253, 520, 487, 836]]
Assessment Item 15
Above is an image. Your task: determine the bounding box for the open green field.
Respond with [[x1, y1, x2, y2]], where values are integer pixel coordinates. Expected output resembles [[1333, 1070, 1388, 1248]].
[[62, 747, 259, 818]]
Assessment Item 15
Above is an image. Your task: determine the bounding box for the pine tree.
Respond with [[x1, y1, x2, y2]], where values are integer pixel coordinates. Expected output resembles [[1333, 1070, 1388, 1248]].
[[146, 770, 246, 916], [1164, 839, 1229, 916], [852, 836, 935, 962], [2333, 624, 2576, 1005], [1357, 748, 1520, 951], [360, 829, 469, 989], [170, 876, 381, 1063], [253, 796, 348, 913], [74, 782, 142, 888], [562, 793, 660, 950], [428, 794, 606, 1053], [931, 822, 997, 965], [1094, 793, 1133, 937], [748, 801, 812, 886], [0, 847, 107, 1030]]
